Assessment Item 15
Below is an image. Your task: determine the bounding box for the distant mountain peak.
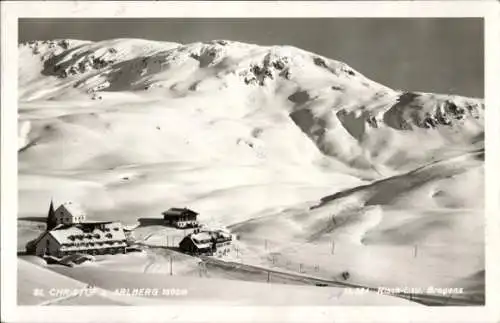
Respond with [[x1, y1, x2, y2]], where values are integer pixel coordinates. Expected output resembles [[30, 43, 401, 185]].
[[18, 38, 484, 157]]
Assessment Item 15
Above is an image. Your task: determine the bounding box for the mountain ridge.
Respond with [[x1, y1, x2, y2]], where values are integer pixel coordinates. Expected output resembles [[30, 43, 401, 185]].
[[18, 38, 484, 175]]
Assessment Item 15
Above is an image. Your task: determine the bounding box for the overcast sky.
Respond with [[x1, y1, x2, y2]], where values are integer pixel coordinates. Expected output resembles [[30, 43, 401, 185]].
[[19, 18, 483, 97]]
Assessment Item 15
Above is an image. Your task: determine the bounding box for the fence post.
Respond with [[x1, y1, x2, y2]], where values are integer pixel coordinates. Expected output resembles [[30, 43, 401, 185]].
[[331, 241, 335, 255], [169, 256, 173, 276], [413, 245, 418, 258], [198, 261, 207, 277], [445, 293, 453, 306]]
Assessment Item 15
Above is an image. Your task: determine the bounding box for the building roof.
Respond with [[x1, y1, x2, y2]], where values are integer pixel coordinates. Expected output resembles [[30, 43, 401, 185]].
[[57, 201, 86, 217], [80, 220, 112, 224], [162, 207, 198, 217], [205, 229, 232, 242], [26, 231, 51, 250], [48, 222, 126, 247], [188, 232, 212, 249]]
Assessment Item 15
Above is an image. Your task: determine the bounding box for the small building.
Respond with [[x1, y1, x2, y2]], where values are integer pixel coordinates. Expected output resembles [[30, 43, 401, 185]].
[[162, 207, 199, 229], [178, 232, 213, 256], [26, 221, 127, 258], [53, 201, 87, 226], [203, 229, 232, 256], [178, 229, 233, 256]]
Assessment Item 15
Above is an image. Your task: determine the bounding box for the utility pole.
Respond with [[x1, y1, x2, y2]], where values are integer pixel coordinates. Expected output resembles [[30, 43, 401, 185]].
[[331, 240, 335, 255], [267, 271, 270, 283], [198, 261, 203, 277], [413, 245, 418, 258], [170, 256, 173, 276]]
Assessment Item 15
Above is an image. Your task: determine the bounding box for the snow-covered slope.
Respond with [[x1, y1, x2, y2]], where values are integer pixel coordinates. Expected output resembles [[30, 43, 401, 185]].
[[19, 257, 421, 306], [18, 39, 484, 173], [17, 38, 484, 305]]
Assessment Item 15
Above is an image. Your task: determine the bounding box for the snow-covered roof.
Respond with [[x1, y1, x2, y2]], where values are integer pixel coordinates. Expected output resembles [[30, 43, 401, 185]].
[[57, 201, 86, 217], [122, 224, 139, 231], [190, 232, 212, 249], [49, 222, 126, 246], [191, 231, 212, 242], [200, 228, 232, 242]]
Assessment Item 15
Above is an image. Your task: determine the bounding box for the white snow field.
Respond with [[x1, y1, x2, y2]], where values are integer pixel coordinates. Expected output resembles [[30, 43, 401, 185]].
[[17, 39, 484, 306]]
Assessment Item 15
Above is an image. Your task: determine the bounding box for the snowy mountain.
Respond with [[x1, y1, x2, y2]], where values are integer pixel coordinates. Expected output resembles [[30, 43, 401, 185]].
[[19, 39, 484, 172], [17, 38, 484, 305]]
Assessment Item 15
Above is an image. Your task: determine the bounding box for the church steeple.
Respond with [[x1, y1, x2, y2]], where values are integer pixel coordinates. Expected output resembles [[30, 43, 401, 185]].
[[46, 199, 56, 231]]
